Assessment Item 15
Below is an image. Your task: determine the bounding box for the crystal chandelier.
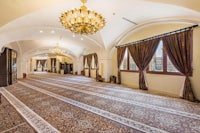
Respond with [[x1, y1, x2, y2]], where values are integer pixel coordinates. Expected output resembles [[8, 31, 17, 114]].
[[50, 43, 64, 55], [59, 0, 105, 35]]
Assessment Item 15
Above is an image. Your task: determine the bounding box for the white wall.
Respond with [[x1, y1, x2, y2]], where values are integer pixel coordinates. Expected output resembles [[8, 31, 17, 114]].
[[191, 27, 200, 99]]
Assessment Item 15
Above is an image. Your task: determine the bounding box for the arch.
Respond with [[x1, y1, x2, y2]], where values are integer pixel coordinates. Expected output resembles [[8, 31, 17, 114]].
[[112, 17, 200, 48]]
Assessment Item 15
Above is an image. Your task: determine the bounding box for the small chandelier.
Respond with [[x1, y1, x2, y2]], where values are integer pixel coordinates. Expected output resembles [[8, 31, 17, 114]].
[[59, 0, 105, 35], [50, 43, 65, 55]]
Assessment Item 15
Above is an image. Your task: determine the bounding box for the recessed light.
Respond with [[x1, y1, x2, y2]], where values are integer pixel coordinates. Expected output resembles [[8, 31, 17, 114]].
[[51, 30, 55, 34], [39, 30, 43, 33], [80, 37, 83, 40], [72, 34, 75, 37]]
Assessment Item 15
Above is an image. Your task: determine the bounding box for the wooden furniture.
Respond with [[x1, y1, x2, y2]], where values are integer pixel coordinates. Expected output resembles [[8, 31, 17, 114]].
[[0, 48, 17, 87]]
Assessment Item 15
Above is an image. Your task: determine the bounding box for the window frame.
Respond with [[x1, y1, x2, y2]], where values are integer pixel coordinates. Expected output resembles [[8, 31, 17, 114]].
[[119, 40, 190, 76], [120, 48, 139, 73], [91, 55, 97, 70], [147, 40, 184, 76], [84, 58, 89, 69]]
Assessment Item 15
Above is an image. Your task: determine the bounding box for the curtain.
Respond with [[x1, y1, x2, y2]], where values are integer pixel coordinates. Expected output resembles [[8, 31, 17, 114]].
[[117, 47, 126, 84], [162, 30, 196, 101], [40, 60, 47, 71], [51, 58, 56, 67], [128, 38, 160, 90], [87, 54, 93, 77], [51, 58, 56, 72], [36, 60, 39, 71], [40, 60, 46, 67], [83, 56, 86, 76], [94, 53, 99, 80]]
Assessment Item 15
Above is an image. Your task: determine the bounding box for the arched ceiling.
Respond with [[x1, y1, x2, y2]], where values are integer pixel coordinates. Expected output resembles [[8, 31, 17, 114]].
[[0, 0, 200, 58]]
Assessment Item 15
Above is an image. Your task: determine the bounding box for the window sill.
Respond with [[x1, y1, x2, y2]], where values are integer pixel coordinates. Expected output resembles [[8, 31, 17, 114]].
[[120, 70, 185, 76], [120, 70, 139, 73], [147, 71, 184, 76]]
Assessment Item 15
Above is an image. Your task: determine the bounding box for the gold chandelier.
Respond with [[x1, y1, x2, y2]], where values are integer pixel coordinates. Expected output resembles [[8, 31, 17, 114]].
[[50, 43, 65, 55], [59, 0, 105, 35]]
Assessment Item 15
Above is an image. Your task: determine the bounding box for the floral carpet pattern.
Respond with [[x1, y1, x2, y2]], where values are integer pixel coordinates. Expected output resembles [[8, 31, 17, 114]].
[[0, 95, 36, 133], [0, 73, 200, 133]]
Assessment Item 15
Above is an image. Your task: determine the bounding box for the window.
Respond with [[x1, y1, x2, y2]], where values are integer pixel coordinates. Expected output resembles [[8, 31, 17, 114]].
[[84, 58, 89, 68], [148, 40, 180, 74], [167, 57, 178, 72], [120, 48, 128, 70], [129, 55, 138, 70], [149, 41, 163, 72], [120, 48, 138, 71], [91, 55, 96, 69]]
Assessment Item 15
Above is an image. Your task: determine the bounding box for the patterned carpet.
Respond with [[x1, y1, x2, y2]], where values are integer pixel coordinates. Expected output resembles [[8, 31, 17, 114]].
[[0, 73, 200, 133], [0, 95, 35, 133]]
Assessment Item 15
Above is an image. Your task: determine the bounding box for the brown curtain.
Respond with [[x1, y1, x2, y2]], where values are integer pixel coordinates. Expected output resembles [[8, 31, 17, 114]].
[[94, 53, 99, 79], [51, 58, 56, 72], [36, 60, 39, 71], [117, 47, 126, 84], [87, 54, 93, 77], [128, 38, 160, 90], [83, 56, 86, 76], [40, 60, 46, 67], [40, 60, 47, 71], [162, 30, 196, 101], [51, 58, 56, 67]]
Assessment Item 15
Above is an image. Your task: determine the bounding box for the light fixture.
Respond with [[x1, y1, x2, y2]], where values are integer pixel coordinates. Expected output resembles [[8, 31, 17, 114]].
[[72, 33, 76, 37], [59, 0, 105, 35], [50, 43, 65, 55], [51, 30, 55, 34]]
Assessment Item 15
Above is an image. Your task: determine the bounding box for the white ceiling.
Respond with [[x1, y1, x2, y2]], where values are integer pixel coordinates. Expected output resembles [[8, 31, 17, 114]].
[[0, 0, 200, 58]]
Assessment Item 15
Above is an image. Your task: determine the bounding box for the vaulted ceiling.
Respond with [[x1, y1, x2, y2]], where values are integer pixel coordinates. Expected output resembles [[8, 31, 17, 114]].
[[0, 0, 200, 58]]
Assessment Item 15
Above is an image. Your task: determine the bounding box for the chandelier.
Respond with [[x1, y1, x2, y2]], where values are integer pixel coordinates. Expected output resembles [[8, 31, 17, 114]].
[[50, 43, 65, 55], [59, 0, 105, 35]]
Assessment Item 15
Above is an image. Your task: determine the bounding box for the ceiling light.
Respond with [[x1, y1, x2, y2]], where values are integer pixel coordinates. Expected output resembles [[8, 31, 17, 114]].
[[59, 0, 105, 35], [51, 30, 55, 34], [72, 33, 76, 37], [50, 43, 65, 55], [39, 30, 43, 33]]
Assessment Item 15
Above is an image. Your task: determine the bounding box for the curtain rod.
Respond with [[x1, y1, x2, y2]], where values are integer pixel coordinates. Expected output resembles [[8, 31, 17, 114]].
[[115, 24, 198, 48]]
